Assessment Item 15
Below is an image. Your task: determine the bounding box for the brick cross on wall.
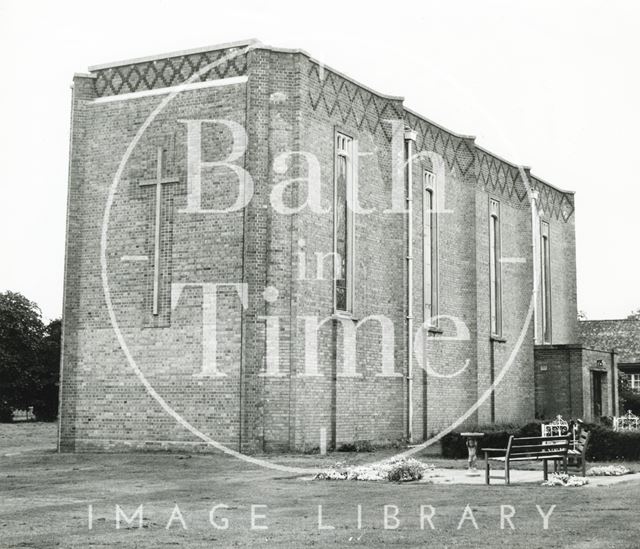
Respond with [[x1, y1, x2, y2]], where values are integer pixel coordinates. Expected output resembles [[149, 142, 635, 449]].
[[139, 147, 180, 315]]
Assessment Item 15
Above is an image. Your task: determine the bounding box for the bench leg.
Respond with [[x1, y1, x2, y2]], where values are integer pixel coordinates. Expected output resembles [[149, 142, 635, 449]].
[[543, 460, 548, 481], [581, 457, 586, 477], [485, 457, 490, 485], [505, 460, 510, 485], [563, 456, 568, 474]]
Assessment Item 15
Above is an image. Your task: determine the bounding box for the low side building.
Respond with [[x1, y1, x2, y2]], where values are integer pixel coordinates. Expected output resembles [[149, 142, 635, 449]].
[[534, 344, 618, 422], [580, 319, 640, 393]]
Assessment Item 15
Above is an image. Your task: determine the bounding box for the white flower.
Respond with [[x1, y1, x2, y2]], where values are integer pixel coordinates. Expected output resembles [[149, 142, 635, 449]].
[[314, 457, 435, 482], [542, 473, 589, 487], [586, 465, 630, 476]]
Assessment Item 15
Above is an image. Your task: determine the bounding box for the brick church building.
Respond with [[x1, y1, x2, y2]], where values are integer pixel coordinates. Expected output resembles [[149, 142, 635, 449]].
[[59, 39, 612, 453]]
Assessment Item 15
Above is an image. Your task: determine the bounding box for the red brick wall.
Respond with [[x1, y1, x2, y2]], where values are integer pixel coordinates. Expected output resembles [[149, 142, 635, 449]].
[[534, 345, 617, 420], [290, 56, 407, 449], [538, 179, 578, 345], [579, 319, 640, 363], [60, 44, 580, 453], [60, 57, 251, 451]]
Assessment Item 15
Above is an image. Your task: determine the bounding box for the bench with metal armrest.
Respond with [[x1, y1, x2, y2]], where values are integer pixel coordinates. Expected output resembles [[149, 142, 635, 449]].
[[484, 435, 571, 485]]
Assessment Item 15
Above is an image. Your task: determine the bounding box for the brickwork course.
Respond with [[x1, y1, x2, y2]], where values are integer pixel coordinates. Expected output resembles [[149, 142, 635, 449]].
[[59, 39, 583, 453], [579, 319, 640, 364], [534, 345, 618, 421]]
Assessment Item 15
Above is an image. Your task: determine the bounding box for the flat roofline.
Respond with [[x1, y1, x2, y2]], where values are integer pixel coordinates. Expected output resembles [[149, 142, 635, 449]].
[[87, 39, 405, 102], [580, 318, 640, 323], [529, 173, 575, 196], [535, 343, 618, 354], [88, 39, 260, 71], [298, 50, 404, 102], [404, 106, 476, 140], [474, 144, 575, 196], [259, 43, 405, 101], [85, 39, 574, 196], [475, 144, 521, 170]]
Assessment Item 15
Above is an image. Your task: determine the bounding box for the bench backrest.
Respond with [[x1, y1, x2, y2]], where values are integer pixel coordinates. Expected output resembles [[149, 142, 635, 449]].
[[506, 435, 570, 459], [574, 430, 590, 456]]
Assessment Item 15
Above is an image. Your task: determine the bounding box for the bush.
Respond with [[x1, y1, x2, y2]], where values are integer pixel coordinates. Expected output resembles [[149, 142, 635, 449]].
[[583, 423, 640, 461], [387, 460, 425, 482], [337, 440, 374, 453], [0, 404, 13, 423], [620, 391, 640, 416], [441, 420, 640, 461]]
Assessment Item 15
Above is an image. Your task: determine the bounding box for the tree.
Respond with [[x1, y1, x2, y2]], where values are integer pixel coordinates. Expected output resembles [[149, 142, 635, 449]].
[[0, 292, 61, 422], [0, 292, 44, 420], [31, 318, 61, 421], [627, 309, 640, 321]]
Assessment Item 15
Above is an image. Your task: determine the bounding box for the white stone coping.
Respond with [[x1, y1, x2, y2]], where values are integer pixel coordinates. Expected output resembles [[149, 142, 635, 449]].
[[82, 39, 573, 197], [90, 75, 247, 104], [86, 39, 405, 103], [88, 38, 260, 71]]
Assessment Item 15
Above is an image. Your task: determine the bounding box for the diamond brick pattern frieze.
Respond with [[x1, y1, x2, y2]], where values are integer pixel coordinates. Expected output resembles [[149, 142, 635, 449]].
[[307, 63, 404, 141], [531, 178, 575, 222], [93, 47, 248, 97], [477, 149, 574, 221], [306, 60, 574, 223], [306, 61, 574, 222], [477, 149, 528, 203], [405, 111, 475, 177]]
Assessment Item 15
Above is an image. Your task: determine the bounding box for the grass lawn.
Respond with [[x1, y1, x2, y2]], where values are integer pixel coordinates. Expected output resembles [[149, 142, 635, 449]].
[[1, 423, 639, 548]]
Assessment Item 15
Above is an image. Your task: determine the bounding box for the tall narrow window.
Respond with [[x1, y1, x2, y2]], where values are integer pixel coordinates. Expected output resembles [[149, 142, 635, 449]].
[[334, 132, 355, 313], [489, 199, 502, 335], [541, 221, 552, 343], [423, 171, 438, 325]]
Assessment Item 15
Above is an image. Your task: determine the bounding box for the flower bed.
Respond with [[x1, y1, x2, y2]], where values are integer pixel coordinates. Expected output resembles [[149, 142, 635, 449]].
[[586, 465, 631, 476], [314, 457, 436, 482], [541, 473, 589, 487]]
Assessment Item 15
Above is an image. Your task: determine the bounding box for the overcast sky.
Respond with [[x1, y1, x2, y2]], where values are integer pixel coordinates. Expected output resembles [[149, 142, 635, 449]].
[[0, 0, 638, 321]]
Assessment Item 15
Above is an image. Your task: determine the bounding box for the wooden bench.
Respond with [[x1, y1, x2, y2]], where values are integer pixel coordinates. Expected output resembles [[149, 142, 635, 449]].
[[567, 430, 590, 476], [484, 435, 570, 485]]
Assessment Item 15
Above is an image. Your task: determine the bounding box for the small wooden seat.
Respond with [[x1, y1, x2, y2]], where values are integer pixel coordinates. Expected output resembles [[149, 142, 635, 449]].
[[484, 435, 570, 485], [566, 430, 590, 476]]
